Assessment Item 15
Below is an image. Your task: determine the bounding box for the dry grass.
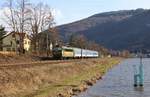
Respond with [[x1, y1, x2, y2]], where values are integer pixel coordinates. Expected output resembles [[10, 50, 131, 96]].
[[0, 54, 39, 64], [0, 58, 122, 97]]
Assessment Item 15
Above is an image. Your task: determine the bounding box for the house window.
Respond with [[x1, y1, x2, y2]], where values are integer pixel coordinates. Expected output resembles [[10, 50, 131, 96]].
[[10, 41, 12, 46], [12, 48, 15, 51], [24, 41, 27, 44], [6, 48, 11, 51], [16, 40, 19, 44], [28, 41, 30, 45]]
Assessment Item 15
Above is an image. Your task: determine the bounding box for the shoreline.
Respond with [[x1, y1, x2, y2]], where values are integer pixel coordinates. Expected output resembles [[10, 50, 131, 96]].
[[56, 58, 122, 97], [0, 57, 122, 97]]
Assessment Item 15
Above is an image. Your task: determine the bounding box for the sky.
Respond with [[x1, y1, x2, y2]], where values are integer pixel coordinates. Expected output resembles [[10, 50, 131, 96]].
[[1, 0, 150, 26]]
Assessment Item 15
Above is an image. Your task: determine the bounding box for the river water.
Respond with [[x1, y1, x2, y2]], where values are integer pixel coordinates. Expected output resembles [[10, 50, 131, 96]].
[[76, 58, 150, 97]]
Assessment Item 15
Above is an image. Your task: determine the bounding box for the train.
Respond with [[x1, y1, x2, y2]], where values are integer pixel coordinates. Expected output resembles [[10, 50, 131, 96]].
[[52, 46, 99, 59]]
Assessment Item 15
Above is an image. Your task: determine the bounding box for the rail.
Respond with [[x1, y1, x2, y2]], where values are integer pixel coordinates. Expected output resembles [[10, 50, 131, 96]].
[[0, 59, 84, 69]]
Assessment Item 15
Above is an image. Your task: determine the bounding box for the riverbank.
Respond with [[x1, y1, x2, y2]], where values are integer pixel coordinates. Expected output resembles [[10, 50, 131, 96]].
[[54, 58, 122, 97], [0, 57, 122, 97]]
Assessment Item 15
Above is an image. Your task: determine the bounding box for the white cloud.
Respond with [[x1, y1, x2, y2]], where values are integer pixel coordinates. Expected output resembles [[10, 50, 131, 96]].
[[51, 8, 63, 17], [51, 8, 64, 25], [0, 7, 12, 31], [0, 7, 64, 30]]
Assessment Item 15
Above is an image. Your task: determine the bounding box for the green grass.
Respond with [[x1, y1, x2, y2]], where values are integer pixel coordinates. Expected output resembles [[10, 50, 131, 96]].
[[23, 58, 121, 97]]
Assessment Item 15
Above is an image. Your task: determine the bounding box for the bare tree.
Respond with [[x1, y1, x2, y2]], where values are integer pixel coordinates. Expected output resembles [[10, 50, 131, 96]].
[[0, 25, 6, 51], [87, 41, 100, 50], [68, 34, 109, 56], [28, 3, 55, 54], [16, 0, 30, 53], [69, 34, 87, 49], [4, 0, 17, 32], [3, 0, 58, 55], [4, 0, 30, 54]]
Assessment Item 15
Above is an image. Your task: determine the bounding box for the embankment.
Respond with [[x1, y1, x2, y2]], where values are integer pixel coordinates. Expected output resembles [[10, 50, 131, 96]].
[[0, 58, 122, 97]]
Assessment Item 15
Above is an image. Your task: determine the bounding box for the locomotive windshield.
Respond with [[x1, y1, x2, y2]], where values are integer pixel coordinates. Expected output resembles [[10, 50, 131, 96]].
[[53, 47, 62, 51]]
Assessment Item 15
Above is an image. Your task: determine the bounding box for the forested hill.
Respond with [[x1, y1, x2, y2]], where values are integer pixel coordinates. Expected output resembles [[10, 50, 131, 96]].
[[57, 8, 150, 51]]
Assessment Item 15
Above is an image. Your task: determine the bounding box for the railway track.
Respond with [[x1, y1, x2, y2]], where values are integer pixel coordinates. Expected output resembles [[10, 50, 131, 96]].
[[0, 59, 83, 69]]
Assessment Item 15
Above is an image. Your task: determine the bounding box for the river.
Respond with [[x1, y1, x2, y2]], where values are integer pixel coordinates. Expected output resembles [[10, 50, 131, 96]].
[[76, 58, 150, 97]]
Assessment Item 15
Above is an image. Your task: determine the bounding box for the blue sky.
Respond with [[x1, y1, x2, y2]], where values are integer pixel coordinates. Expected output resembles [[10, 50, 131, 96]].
[[1, 0, 150, 25]]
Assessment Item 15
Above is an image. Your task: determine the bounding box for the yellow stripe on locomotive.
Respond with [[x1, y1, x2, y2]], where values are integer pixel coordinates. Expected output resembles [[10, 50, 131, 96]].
[[62, 48, 74, 57]]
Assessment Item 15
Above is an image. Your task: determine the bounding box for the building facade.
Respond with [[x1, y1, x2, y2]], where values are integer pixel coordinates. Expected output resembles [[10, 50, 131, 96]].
[[1, 32, 31, 52]]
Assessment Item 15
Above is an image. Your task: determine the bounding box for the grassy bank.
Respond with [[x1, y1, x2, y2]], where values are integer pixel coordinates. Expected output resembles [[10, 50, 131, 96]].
[[0, 58, 122, 97]]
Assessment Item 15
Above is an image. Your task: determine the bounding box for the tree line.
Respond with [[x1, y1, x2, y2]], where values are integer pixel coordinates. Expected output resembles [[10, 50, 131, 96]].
[[68, 34, 109, 56]]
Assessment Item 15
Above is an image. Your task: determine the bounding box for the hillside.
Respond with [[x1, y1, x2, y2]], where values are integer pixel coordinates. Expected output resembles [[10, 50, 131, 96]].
[[57, 8, 150, 51]]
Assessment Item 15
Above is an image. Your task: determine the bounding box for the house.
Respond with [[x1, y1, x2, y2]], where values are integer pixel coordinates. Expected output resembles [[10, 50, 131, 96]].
[[1, 32, 31, 52]]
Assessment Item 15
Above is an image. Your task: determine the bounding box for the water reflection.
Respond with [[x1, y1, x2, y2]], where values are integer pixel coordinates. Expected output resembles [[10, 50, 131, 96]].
[[76, 58, 150, 97], [134, 86, 144, 92]]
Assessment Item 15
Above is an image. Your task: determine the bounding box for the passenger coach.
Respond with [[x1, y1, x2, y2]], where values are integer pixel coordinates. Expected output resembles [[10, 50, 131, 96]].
[[52, 46, 99, 59]]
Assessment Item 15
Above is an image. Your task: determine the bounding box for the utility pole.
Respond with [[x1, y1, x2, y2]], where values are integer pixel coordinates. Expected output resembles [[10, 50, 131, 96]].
[[46, 33, 49, 57]]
